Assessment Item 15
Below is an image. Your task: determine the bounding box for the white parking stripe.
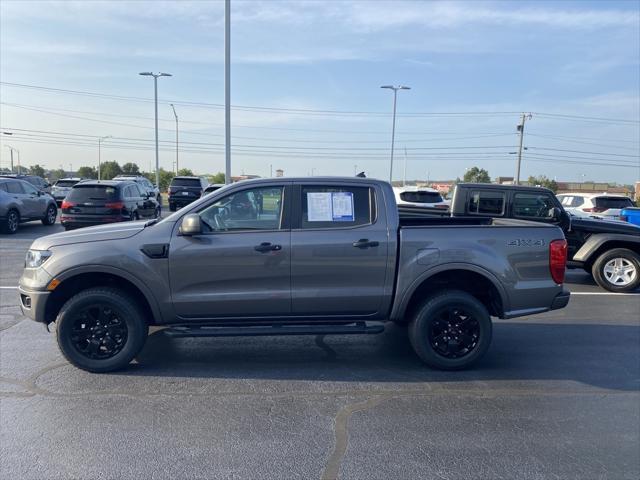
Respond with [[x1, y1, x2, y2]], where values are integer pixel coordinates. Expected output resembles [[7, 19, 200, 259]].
[[0, 286, 18, 289], [570, 292, 639, 296]]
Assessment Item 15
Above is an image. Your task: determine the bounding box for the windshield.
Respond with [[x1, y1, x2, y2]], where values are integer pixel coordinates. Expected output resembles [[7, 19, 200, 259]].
[[171, 178, 201, 187], [595, 197, 633, 209], [67, 185, 119, 201], [399, 191, 443, 203], [55, 180, 79, 187]]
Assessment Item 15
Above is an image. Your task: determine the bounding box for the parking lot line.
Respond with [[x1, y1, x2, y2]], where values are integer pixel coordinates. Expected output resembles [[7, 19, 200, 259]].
[[570, 292, 639, 296], [0, 286, 18, 289]]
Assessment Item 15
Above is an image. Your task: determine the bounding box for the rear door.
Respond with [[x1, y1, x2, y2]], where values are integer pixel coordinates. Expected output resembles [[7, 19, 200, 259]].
[[290, 183, 389, 316], [169, 183, 291, 318], [5, 181, 32, 217]]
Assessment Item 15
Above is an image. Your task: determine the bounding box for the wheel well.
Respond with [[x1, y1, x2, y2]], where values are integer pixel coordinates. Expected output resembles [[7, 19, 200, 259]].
[[403, 269, 503, 320], [44, 272, 156, 325], [584, 241, 640, 270]]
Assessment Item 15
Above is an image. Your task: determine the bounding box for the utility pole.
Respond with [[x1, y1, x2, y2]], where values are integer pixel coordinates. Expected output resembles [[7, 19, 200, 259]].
[[224, 0, 231, 184], [381, 85, 411, 184], [170, 104, 179, 174], [403, 147, 408, 186], [515, 113, 531, 185], [98, 135, 111, 180]]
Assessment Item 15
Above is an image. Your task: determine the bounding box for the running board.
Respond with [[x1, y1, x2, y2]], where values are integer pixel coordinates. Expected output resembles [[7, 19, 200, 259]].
[[163, 321, 385, 338]]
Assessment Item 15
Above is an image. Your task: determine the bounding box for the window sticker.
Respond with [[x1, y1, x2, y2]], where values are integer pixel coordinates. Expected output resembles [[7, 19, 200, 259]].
[[307, 192, 333, 221], [306, 191, 355, 222], [331, 192, 354, 221]]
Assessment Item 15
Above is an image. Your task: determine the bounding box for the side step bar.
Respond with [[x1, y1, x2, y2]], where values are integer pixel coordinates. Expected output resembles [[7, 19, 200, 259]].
[[163, 321, 385, 338]]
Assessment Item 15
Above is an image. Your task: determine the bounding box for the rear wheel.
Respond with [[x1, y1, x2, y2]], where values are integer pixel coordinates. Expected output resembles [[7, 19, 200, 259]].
[[2, 209, 19, 234], [592, 248, 640, 293], [41, 204, 57, 225], [56, 287, 148, 373], [408, 290, 492, 370]]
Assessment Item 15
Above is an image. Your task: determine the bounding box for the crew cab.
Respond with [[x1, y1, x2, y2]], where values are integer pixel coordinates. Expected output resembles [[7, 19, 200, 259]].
[[19, 177, 569, 373], [449, 183, 640, 292]]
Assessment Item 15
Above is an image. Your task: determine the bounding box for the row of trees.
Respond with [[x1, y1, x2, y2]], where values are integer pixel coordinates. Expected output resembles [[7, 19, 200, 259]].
[[457, 167, 559, 192]]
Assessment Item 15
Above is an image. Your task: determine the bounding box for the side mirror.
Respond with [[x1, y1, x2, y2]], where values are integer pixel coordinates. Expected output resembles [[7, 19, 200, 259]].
[[551, 207, 562, 222], [37, 190, 44, 196], [179, 214, 202, 236]]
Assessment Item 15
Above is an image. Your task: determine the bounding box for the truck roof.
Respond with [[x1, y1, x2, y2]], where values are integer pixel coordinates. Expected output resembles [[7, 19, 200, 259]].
[[457, 182, 555, 194]]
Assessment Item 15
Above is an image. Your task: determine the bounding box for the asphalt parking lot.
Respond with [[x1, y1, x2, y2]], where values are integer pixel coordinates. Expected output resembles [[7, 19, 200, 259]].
[[1, 220, 639, 479]]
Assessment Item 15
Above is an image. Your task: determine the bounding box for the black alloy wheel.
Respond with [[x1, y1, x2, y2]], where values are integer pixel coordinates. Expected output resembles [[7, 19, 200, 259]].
[[70, 304, 128, 360]]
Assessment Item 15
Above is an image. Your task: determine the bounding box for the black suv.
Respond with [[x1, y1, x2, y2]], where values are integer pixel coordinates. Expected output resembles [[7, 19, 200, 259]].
[[61, 180, 160, 230], [168, 176, 208, 211]]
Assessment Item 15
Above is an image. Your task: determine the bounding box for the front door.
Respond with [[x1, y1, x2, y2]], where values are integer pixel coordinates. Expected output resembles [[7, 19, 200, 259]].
[[18, 181, 43, 218], [169, 184, 291, 319], [290, 183, 390, 317]]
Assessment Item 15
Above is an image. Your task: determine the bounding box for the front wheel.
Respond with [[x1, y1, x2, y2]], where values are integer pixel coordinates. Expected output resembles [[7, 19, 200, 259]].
[[408, 290, 492, 370], [592, 248, 640, 293], [41, 204, 57, 225], [56, 287, 148, 373]]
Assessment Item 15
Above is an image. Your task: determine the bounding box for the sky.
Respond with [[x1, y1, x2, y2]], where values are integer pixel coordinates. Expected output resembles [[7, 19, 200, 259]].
[[0, 0, 639, 184]]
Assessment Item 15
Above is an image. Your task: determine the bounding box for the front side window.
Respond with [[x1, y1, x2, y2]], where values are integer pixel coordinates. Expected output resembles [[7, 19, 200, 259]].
[[468, 191, 505, 215], [301, 186, 373, 229], [22, 182, 39, 195], [513, 193, 555, 219], [199, 186, 284, 232]]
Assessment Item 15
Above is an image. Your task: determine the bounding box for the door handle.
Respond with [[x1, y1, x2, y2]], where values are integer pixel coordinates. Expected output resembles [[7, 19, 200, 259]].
[[254, 242, 282, 253], [353, 239, 379, 249]]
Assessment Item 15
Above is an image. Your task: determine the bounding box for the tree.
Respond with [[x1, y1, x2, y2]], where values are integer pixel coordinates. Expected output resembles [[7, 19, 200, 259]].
[[100, 161, 122, 180], [208, 172, 226, 184], [29, 164, 45, 178], [177, 168, 193, 177], [158, 168, 175, 192], [51, 168, 67, 181], [463, 167, 491, 183], [77, 166, 97, 179], [527, 175, 558, 193], [121, 162, 140, 175]]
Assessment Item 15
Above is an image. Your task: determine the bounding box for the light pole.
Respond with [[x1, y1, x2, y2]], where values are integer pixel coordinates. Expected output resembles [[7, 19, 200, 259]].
[[381, 85, 410, 184], [224, 0, 231, 184], [98, 135, 112, 180], [3, 145, 18, 173], [170, 103, 179, 174], [139, 72, 172, 190]]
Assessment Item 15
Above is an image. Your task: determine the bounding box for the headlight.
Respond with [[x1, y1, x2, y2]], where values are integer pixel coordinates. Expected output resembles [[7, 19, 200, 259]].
[[25, 250, 52, 268]]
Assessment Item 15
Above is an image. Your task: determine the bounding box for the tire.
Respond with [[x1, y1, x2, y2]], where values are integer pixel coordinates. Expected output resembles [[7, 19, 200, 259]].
[[1, 209, 20, 234], [41, 204, 57, 225], [169, 203, 176, 212], [156, 195, 162, 207], [56, 287, 149, 373], [592, 248, 640, 293], [154, 206, 161, 218], [408, 290, 492, 370]]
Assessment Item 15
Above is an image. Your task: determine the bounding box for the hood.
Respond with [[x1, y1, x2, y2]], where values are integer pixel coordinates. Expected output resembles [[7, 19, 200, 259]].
[[31, 222, 146, 250], [571, 216, 640, 236]]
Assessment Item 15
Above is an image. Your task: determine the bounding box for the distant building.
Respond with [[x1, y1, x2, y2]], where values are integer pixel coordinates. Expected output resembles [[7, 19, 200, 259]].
[[495, 176, 514, 185], [275, 169, 284, 177]]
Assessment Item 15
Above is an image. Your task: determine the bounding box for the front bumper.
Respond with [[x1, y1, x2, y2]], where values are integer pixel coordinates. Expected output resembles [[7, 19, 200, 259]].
[[550, 290, 571, 310], [18, 285, 51, 323]]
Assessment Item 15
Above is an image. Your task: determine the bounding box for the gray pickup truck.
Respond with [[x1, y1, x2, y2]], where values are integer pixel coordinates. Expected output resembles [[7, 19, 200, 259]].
[[18, 177, 569, 373]]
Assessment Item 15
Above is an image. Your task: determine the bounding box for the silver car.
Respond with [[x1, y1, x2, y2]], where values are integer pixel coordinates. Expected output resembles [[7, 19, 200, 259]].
[[0, 177, 58, 234], [51, 177, 83, 206]]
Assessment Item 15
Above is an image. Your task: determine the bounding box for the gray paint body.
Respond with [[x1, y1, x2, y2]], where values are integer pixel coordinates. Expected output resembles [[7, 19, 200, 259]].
[[19, 177, 568, 325]]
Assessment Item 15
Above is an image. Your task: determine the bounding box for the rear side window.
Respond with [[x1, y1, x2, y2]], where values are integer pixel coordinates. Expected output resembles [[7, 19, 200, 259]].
[[171, 178, 201, 187], [513, 193, 555, 220], [468, 191, 505, 215], [5, 181, 24, 194], [595, 197, 633, 209], [301, 186, 374, 229], [399, 191, 443, 203], [67, 185, 119, 201]]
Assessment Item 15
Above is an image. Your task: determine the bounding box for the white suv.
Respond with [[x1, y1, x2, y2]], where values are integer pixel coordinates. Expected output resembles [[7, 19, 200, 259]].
[[556, 193, 634, 220]]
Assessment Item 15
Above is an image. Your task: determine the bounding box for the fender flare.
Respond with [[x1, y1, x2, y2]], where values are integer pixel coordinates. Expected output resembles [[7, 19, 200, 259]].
[[573, 234, 640, 263], [53, 264, 164, 323], [390, 262, 510, 321]]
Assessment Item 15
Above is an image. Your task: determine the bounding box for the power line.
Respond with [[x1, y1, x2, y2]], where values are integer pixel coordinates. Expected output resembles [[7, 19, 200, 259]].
[[528, 146, 640, 159], [527, 133, 640, 151]]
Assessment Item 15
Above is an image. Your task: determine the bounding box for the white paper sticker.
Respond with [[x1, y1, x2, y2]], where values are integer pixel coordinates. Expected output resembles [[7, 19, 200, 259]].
[[331, 192, 354, 221], [307, 192, 333, 221]]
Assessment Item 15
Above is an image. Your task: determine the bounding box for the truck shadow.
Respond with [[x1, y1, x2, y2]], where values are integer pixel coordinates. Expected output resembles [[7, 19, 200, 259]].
[[126, 322, 640, 392]]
